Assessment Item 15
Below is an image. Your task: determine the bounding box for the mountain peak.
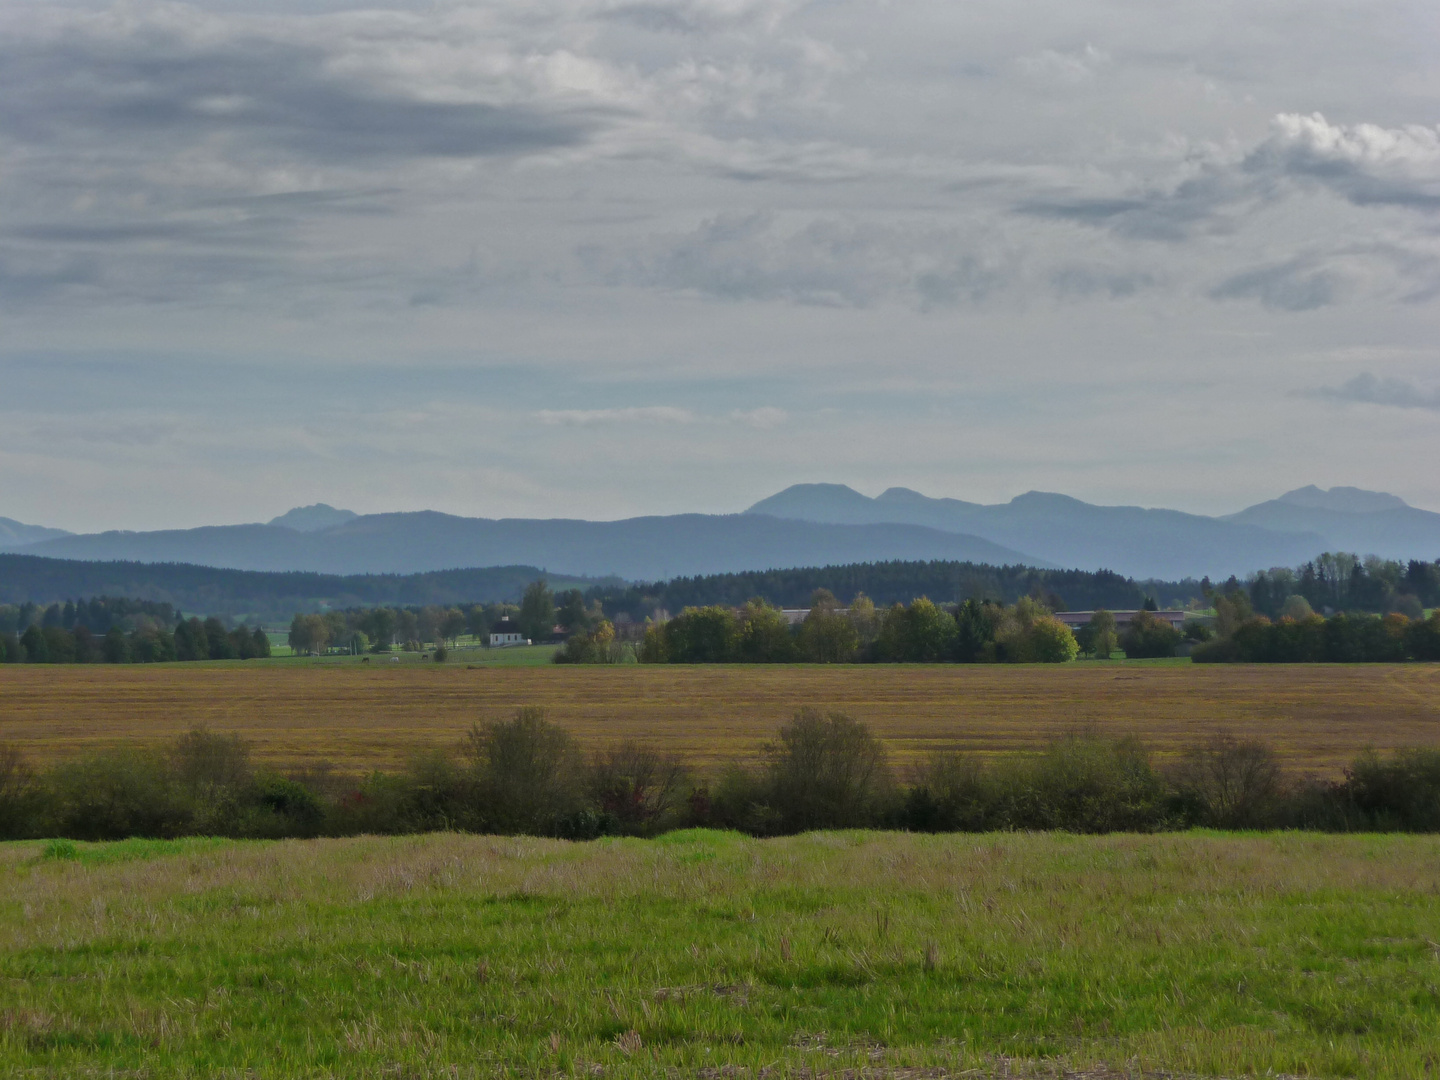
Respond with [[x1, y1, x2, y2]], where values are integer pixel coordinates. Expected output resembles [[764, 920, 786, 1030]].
[[1275, 486, 1408, 514], [267, 504, 359, 533], [745, 483, 874, 518], [0, 516, 73, 551]]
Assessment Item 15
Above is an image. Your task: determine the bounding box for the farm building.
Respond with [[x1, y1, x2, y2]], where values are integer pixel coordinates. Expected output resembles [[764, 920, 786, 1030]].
[[489, 620, 530, 647], [780, 608, 849, 625], [1053, 610, 1190, 632]]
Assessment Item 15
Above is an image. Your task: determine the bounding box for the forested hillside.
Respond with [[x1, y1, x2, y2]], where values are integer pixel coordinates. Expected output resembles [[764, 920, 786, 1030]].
[[588, 561, 1199, 617], [0, 555, 610, 621]]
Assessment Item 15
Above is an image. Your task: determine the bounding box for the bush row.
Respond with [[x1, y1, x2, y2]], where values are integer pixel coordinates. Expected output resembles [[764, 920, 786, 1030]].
[[630, 595, 1082, 664], [1195, 611, 1440, 663], [4, 712, 1439, 841]]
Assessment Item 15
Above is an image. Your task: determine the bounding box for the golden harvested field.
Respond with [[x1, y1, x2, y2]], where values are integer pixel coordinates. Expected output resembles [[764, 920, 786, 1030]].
[[3, 661, 1439, 775]]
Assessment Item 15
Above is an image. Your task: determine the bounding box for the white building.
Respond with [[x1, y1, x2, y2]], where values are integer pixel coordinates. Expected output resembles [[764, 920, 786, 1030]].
[[489, 619, 530, 647]]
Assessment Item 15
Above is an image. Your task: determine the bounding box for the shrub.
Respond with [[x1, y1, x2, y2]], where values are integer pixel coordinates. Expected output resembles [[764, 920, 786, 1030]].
[[762, 709, 894, 830], [102, 627, 130, 663], [129, 627, 176, 663], [637, 622, 669, 663], [170, 728, 252, 795], [1027, 615, 1080, 663], [953, 599, 997, 662], [1392, 593, 1425, 620], [1119, 610, 1181, 659], [903, 752, 997, 831], [43, 627, 76, 663], [1279, 594, 1315, 620], [1172, 735, 1283, 828], [554, 621, 624, 664], [20, 625, 48, 663], [1182, 619, 1213, 643], [0, 745, 40, 839], [588, 742, 689, 835], [796, 593, 859, 663], [1406, 612, 1440, 661], [1008, 733, 1169, 832], [991, 597, 1050, 662], [736, 600, 796, 662], [1344, 749, 1440, 831], [1191, 637, 1240, 663], [463, 707, 585, 834], [875, 599, 956, 662], [44, 750, 192, 840], [660, 607, 739, 663], [703, 764, 782, 836]]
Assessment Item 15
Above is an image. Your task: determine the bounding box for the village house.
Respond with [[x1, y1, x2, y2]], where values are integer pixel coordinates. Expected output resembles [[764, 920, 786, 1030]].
[[488, 619, 530, 647]]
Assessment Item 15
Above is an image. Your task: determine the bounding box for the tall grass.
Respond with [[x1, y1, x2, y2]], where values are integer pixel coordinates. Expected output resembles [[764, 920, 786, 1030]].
[[2, 830, 1440, 1077]]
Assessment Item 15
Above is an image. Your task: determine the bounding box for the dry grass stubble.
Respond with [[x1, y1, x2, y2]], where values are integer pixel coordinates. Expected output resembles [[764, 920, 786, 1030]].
[[2, 662, 1439, 775]]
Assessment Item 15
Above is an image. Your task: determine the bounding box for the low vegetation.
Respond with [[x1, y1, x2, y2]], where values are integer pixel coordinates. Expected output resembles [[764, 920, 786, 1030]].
[[4, 714, 1440, 842], [3, 829, 1439, 1077]]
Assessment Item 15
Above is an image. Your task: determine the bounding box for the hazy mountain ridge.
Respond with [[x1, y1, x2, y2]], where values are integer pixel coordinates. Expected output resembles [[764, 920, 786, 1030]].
[[5, 484, 1438, 583], [0, 517, 72, 551], [746, 485, 1331, 579], [268, 504, 358, 532], [1221, 487, 1440, 559], [9, 511, 1037, 580], [1270, 485, 1409, 513], [0, 554, 609, 620]]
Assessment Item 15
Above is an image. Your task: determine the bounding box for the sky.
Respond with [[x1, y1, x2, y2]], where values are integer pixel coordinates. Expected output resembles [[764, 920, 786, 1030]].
[[1, 0, 1439, 532]]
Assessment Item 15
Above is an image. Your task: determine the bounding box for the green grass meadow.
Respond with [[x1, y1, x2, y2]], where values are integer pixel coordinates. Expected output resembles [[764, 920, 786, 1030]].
[[3, 830, 1440, 1078]]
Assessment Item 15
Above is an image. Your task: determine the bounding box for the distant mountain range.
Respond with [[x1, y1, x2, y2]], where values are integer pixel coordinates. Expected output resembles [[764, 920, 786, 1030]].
[[1, 484, 1436, 582], [0, 511, 1033, 581], [745, 483, 1440, 579], [0, 555, 609, 622]]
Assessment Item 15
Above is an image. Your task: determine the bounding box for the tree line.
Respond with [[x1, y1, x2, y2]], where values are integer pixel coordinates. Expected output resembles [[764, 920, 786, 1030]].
[[628, 593, 1087, 664], [1, 616, 271, 665], [1243, 554, 1440, 619], [0, 596, 272, 664], [283, 582, 603, 655], [582, 560, 1195, 620], [5, 712, 1440, 842], [0, 596, 178, 636], [1196, 608, 1440, 663]]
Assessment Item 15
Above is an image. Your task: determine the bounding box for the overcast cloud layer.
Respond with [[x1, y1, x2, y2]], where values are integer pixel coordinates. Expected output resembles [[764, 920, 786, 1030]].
[[2, 0, 1438, 531]]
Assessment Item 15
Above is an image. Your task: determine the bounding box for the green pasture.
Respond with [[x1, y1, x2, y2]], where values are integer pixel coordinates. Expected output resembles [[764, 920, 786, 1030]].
[[3, 830, 1439, 1078]]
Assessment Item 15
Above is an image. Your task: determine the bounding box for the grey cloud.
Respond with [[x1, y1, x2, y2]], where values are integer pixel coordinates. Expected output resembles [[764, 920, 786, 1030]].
[[598, 0, 790, 35], [587, 208, 1175, 309], [1017, 113, 1440, 246], [1243, 113, 1440, 211], [1310, 373, 1440, 411], [1210, 258, 1344, 311], [588, 211, 1020, 308], [0, 251, 101, 302], [1048, 264, 1156, 299], [0, 35, 604, 164], [1209, 243, 1440, 311]]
